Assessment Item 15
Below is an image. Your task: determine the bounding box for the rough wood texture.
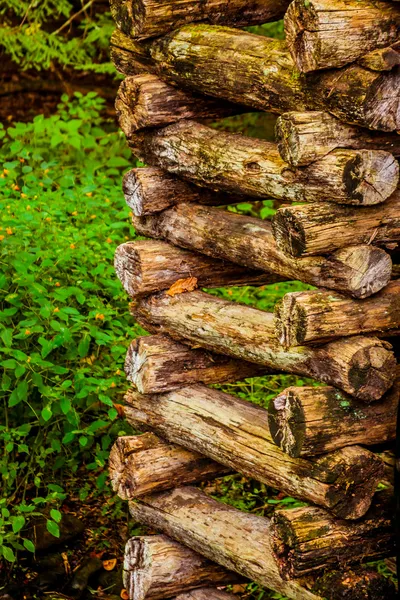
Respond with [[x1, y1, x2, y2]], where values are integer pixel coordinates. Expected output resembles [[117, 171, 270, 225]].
[[174, 590, 239, 600], [275, 282, 400, 346], [109, 434, 230, 500], [129, 120, 399, 206], [312, 568, 397, 600], [125, 335, 264, 394], [110, 25, 400, 131], [275, 111, 400, 167], [358, 43, 400, 71], [268, 383, 398, 458], [271, 193, 400, 257], [110, 30, 153, 76], [110, 0, 291, 40], [131, 290, 396, 402], [271, 493, 395, 579], [115, 240, 284, 298], [123, 168, 240, 216], [124, 384, 384, 519], [123, 535, 240, 600], [116, 74, 238, 137], [132, 204, 393, 299], [284, 0, 400, 72], [128, 487, 323, 600]]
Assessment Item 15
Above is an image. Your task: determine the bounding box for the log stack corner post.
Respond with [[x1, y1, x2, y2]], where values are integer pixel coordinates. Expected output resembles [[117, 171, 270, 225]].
[[107, 1, 399, 599]]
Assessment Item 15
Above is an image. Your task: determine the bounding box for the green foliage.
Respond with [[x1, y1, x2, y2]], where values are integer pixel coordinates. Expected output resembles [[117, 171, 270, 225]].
[[0, 92, 143, 560]]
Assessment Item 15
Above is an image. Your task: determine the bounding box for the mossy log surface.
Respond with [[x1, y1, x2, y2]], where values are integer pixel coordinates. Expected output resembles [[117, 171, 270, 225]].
[[124, 384, 384, 519], [109, 434, 230, 500], [132, 203, 393, 299], [268, 382, 398, 457], [110, 26, 400, 131], [312, 568, 397, 600], [128, 487, 323, 600], [358, 43, 400, 71], [275, 111, 400, 167], [275, 282, 400, 346], [131, 289, 396, 401], [284, 0, 400, 73], [114, 240, 284, 298], [116, 74, 239, 137], [123, 168, 241, 216], [110, 0, 291, 40], [129, 120, 398, 206], [124, 335, 264, 394], [272, 193, 400, 257], [271, 492, 395, 579]]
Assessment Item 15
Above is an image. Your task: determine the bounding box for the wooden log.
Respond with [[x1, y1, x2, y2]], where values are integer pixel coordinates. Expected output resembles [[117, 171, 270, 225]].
[[132, 204, 393, 299], [275, 111, 400, 167], [114, 240, 284, 298], [110, 0, 291, 40], [109, 24, 400, 131], [109, 434, 230, 500], [123, 168, 240, 216], [271, 193, 400, 257], [132, 290, 396, 402], [312, 568, 397, 600], [123, 535, 241, 600], [125, 335, 264, 394], [129, 487, 324, 600], [271, 492, 395, 579], [268, 383, 399, 458], [284, 0, 400, 73], [275, 282, 400, 346], [174, 590, 238, 600], [116, 74, 239, 137], [129, 120, 399, 206], [358, 43, 400, 71], [110, 30, 153, 76], [124, 384, 385, 518]]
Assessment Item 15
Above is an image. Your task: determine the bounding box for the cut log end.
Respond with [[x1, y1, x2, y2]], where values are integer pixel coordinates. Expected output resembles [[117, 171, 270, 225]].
[[268, 388, 306, 458], [275, 114, 303, 167], [284, 2, 321, 74], [333, 245, 392, 299], [272, 207, 307, 258], [341, 150, 399, 206], [365, 67, 400, 131]]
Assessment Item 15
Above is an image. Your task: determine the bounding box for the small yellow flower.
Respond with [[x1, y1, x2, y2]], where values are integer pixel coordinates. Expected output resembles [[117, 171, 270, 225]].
[[110, 382, 116, 388], [106, 237, 112, 244], [44, 168, 49, 174], [70, 243, 76, 249], [0, 236, 4, 241], [3, 169, 9, 175], [26, 205, 31, 210], [55, 282, 60, 287], [21, 193, 28, 199], [12, 184, 20, 191], [27, 357, 31, 363], [45, 217, 51, 222], [53, 307, 60, 313], [71, 211, 78, 216], [25, 329, 31, 335], [124, 236, 129, 240], [19, 158, 25, 163], [105, 198, 110, 203], [95, 313, 105, 320], [115, 369, 121, 376], [90, 214, 97, 219], [6, 228, 13, 235], [39, 182, 44, 187], [86, 192, 93, 197]]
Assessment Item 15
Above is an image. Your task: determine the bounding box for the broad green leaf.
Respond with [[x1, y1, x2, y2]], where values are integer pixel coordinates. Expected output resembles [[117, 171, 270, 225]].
[[46, 520, 60, 538]]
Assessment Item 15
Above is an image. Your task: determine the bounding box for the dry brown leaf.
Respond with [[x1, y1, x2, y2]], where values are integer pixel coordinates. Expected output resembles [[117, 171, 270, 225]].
[[166, 277, 198, 297], [113, 403, 125, 418], [120, 590, 129, 600], [103, 558, 117, 571]]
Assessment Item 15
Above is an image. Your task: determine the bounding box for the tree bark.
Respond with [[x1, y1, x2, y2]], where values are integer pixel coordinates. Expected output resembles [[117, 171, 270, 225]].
[[174, 590, 239, 600], [128, 487, 323, 600], [271, 492, 395, 579], [275, 282, 400, 346], [312, 568, 397, 600], [271, 193, 400, 257], [109, 25, 400, 131], [124, 335, 264, 394], [116, 74, 239, 137], [131, 290, 396, 402], [109, 434, 230, 500], [268, 383, 398, 458], [358, 43, 400, 71], [110, 0, 291, 40], [124, 384, 385, 519], [284, 0, 400, 73], [129, 120, 399, 206], [114, 240, 284, 298], [132, 203, 393, 299], [275, 111, 400, 167], [110, 30, 153, 76], [123, 535, 241, 600], [123, 168, 241, 216]]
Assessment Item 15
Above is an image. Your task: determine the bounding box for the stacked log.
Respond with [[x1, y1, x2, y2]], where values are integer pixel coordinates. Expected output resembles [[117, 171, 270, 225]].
[[108, 2, 398, 598]]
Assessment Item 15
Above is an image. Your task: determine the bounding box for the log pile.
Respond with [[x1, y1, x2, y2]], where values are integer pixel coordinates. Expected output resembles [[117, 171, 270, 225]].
[[107, 2, 399, 599]]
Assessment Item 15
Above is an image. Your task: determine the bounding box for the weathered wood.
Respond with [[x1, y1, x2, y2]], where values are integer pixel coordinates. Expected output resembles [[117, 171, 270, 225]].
[[132, 290, 396, 402], [116, 74, 239, 137], [271, 193, 400, 257], [268, 383, 398, 458], [124, 384, 384, 519], [275, 282, 400, 346], [275, 111, 400, 167], [125, 335, 264, 394], [132, 204, 393, 299], [109, 434, 230, 500], [115, 240, 284, 298], [110, 0, 291, 40], [271, 492, 395, 579], [312, 568, 397, 600], [129, 120, 399, 206], [174, 590, 238, 600], [358, 43, 400, 71], [123, 168, 239, 216], [110, 25, 400, 131], [123, 535, 240, 600], [284, 0, 400, 73], [110, 30, 153, 76], [128, 487, 323, 600]]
